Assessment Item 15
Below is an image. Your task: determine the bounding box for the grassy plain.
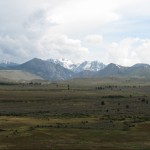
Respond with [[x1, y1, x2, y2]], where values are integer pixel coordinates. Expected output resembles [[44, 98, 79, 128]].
[[0, 77, 150, 150]]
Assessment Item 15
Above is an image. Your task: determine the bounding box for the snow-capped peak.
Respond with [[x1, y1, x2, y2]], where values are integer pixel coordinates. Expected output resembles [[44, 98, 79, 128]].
[[47, 58, 78, 70], [0, 59, 17, 67], [58, 58, 74, 68], [0, 59, 11, 64], [116, 65, 121, 68], [75, 61, 106, 72], [47, 58, 106, 72]]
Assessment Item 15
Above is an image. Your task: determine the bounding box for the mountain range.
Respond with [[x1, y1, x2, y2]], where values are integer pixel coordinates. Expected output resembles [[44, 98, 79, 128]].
[[0, 58, 150, 81]]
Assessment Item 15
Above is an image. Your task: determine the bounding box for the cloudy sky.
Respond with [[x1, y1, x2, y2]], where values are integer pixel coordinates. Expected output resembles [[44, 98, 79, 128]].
[[0, 0, 150, 66]]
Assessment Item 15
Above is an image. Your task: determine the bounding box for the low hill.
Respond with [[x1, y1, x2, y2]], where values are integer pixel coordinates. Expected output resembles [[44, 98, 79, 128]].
[[0, 70, 43, 81]]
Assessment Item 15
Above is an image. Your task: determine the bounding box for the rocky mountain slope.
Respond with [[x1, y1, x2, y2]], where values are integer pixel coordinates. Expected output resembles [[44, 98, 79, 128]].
[[10, 58, 74, 80]]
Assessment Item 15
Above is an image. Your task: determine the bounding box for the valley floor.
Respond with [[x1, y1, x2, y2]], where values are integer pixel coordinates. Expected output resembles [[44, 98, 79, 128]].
[[0, 79, 150, 150]]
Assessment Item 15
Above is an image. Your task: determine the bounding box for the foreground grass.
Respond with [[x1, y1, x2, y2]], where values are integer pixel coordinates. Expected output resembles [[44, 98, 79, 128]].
[[0, 116, 150, 150]]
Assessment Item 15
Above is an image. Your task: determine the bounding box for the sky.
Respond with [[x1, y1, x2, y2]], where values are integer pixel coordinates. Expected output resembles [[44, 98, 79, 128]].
[[0, 0, 150, 66]]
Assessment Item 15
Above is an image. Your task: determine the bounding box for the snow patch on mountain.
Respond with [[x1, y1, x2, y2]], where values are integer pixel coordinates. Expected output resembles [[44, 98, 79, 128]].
[[47, 58, 79, 70], [0, 59, 18, 67], [75, 61, 106, 72], [47, 59, 106, 72]]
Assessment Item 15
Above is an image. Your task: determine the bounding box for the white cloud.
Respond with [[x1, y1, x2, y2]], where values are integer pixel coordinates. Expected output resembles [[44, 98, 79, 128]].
[[0, 34, 89, 63], [0, 0, 150, 64], [85, 34, 103, 45], [50, 0, 120, 34], [0, 4, 89, 63], [36, 34, 89, 61], [107, 38, 150, 66], [116, 0, 150, 18]]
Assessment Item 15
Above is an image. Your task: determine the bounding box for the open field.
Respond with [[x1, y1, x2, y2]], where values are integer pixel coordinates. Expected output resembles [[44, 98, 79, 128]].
[[0, 78, 150, 150]]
